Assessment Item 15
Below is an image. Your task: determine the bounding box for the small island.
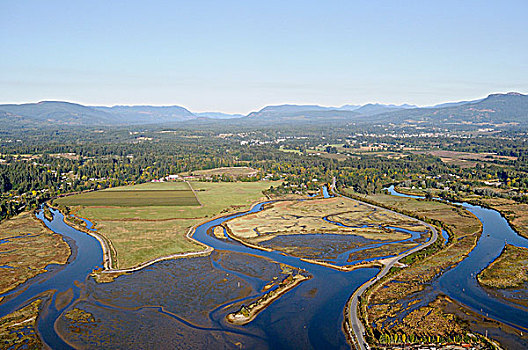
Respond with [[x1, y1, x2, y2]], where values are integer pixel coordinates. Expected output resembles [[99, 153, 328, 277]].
[[226, 273, 311, 325]]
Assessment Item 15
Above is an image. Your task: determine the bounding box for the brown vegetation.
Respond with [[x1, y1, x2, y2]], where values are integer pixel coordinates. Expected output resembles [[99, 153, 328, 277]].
[[225, 196, 427, 266], [0, 211, 71, 294], [345, 190, 483, 345], [478, 244, 528, 288], [0, 299, 42, 349]]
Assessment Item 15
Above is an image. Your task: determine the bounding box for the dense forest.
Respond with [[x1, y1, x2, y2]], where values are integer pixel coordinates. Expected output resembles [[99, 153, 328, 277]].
[[1, 124, 527, 220]]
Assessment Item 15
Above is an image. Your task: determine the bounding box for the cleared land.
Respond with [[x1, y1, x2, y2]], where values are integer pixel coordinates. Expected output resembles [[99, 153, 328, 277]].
[[56, 181, 199, 207], [225, 196, 428, 264], [478, 244, 528, 288], [0, 211, 70, 294], [182, 166, 258, 178], [105, 181, 192, 191], [54, 181, 279, 269], [344, 190, 483, 345]]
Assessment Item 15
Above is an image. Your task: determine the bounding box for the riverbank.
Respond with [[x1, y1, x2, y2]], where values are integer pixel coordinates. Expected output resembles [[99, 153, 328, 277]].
[[395, 185, 528, 240], [478, 244, 528, 289], [0, 210, 71, 295], [341, 187, 483, 349]]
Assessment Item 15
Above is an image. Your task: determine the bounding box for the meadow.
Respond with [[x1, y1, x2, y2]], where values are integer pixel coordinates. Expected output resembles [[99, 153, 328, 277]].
[[55, 181, 279, 269]]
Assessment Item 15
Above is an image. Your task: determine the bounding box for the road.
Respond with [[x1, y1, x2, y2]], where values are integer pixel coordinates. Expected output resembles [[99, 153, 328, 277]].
[[335, 189, 438, 350]]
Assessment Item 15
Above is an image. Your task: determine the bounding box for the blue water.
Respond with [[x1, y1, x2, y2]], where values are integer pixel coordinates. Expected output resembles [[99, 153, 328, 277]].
[[70, 215, 96, 230], [386, 185, 528, 331], [0, 207, 103, 349], [441, 229, 449, 245], [0, 188, 379, 349]]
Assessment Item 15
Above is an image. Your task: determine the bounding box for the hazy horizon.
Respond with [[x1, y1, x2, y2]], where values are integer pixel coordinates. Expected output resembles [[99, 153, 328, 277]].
[[1, 1, 527, 114], [1, 91, 524, 115]]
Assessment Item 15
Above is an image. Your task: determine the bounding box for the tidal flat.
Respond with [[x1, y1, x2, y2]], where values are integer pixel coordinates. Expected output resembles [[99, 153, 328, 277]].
[[56, 251, 305, 349]]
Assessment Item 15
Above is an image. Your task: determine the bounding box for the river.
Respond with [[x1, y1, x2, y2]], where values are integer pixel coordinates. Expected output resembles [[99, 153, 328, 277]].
[[386, 186, 528, 334], [1, 186, 525, 349], [0, 192, 381, 349]]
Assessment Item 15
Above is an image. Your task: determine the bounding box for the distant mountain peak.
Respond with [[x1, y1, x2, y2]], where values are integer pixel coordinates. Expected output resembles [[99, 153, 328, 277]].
[[487, 92, 526, 98]]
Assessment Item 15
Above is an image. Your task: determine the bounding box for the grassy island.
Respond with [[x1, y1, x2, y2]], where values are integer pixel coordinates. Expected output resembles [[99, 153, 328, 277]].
[[478, 244, 528, 289], [226, 273, 311, 325], [225, 196, 428, 266]]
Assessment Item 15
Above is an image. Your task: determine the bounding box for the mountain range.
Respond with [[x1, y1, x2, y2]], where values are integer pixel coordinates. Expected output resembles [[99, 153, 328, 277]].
[[0, 92, 526, 129]]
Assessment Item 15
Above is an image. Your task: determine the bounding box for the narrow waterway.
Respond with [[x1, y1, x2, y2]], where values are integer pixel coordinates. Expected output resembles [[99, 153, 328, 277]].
[[386, 186, 528, 332], [0, 192, 382, 349], [0, 208, 103, 349], [2, 185, 506, 349]]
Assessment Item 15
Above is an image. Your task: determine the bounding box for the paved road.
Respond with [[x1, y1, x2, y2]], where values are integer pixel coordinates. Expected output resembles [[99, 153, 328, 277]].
[[336, 191, 438, 350]]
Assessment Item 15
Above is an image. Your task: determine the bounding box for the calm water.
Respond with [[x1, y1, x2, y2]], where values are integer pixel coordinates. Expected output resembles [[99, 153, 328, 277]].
[[0, 207, 103, 349], [0, 192, 381, 349], [5, 185, 519, 348], [387, 186, 528, 331]]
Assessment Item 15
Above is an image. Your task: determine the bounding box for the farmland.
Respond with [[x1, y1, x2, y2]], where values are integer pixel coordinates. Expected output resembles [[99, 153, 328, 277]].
[[54, 181, 279, 269], [55, 189, 200, 207]]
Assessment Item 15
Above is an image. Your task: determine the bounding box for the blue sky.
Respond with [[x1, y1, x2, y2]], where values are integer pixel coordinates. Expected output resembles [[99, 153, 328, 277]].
[[1, 1, 527, 113]]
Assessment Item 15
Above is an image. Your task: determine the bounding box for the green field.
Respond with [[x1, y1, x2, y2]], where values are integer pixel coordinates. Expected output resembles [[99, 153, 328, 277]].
[[104, 182, 191, 191], [57, 181, 280, 269], [56, 189, 200, 207]]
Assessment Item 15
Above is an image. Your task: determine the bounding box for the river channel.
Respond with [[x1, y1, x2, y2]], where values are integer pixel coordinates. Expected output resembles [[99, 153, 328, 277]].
[[386, 186, 528, 343], [1, 190, 383, 349], [1, 185, 526, 348]]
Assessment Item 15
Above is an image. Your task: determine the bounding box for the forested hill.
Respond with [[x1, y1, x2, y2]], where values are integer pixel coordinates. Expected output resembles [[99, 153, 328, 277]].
[[368, 92, 528, 126], [0, 101, 196, 127], [0, 92, 526, 129]]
